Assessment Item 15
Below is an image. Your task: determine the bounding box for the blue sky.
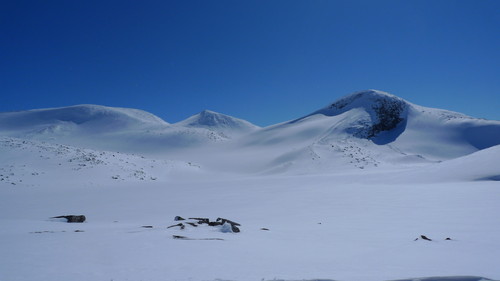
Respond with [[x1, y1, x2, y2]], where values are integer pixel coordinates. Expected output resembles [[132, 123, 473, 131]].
[[1, 0, 499, 126]]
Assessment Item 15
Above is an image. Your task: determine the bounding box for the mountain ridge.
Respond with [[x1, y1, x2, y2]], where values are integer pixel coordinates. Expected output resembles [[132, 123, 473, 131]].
[[1, 90, 499, 174]]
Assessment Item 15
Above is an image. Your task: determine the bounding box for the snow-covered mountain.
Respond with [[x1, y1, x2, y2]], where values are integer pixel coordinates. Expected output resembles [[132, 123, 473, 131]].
[[0, 104, 233, 153], [235, 90, 500, 174], [175, 110, 260, 138], [0, 90, 499, 173], [0, 104, 169, 134]]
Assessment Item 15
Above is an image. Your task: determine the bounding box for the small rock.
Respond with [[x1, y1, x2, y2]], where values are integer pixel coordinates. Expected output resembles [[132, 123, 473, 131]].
[[142, 226, 153, 228], [174, 216, 185, 221], [189, 217, 210, 224], [216, 217, 241, 226], [208, 221, 223, 226], [260, 228, 270, 231], [52, 215, 86, 223], [420, 235, 432, 241], [167, 223, 185, 230]]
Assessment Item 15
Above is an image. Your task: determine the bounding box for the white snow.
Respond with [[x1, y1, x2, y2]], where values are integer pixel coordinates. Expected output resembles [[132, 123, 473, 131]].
[[1, 90, 499, 281]]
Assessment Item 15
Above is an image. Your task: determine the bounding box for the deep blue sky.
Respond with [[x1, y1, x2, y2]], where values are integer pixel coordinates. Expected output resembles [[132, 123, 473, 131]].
[[1, 0, 499, 126]]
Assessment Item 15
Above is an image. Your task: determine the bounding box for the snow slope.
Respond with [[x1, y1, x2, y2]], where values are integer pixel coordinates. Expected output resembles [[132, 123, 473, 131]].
[[0, 137, 201, 186]]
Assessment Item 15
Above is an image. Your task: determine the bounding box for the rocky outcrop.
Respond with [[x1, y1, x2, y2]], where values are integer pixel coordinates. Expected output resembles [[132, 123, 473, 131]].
[[170, 216, 241, 233]]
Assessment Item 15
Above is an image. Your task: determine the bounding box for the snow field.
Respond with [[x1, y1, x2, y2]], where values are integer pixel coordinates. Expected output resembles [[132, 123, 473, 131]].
[[1, 174, 499, 281]]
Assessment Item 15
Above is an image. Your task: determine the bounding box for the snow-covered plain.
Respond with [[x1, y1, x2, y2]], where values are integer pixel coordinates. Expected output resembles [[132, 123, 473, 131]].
[[1, 90, 499, 281]]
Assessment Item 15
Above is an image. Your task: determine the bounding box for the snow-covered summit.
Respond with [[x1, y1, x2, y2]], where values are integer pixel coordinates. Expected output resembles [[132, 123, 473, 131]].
[[175, 110, 260, 137], [320, 89, 408, 113], [305, 89, 410, 139]]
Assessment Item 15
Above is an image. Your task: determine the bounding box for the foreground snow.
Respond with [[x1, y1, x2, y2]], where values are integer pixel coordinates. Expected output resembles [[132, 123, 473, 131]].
[[1, 141, 499, 281]]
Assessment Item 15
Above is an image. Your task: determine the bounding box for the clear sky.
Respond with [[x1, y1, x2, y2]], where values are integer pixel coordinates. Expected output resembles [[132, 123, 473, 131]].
[[1, 0, 499, 126]]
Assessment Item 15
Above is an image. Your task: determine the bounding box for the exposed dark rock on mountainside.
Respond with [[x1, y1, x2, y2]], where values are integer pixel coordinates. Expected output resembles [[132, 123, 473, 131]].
[[316, 90, 409, 140]]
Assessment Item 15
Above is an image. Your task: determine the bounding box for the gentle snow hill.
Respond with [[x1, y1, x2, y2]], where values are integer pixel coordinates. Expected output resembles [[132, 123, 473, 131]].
[[408, 144, 500, 182], [0, 104, 230, 153], [0, 104, 169, 134], [175, 110, 260, 138]]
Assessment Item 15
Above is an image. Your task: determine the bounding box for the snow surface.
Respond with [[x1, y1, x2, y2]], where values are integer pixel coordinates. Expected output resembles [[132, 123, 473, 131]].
[[1, 90, 499, 281]]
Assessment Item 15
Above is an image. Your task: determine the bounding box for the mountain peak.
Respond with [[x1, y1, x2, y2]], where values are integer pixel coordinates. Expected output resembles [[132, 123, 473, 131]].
[[325, 89, 407, 112], [175, 110, 260, 136], [301, 90, 410, 141]]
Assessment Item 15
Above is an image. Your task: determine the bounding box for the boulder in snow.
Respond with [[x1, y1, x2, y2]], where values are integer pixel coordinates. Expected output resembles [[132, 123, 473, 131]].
[[51, 215, 86, 223]]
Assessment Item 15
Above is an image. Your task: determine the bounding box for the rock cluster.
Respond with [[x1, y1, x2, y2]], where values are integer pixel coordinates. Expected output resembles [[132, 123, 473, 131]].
[[168, 216, 241, 233]]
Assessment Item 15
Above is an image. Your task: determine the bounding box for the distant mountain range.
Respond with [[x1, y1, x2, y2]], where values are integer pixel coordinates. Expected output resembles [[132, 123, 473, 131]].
[[1, 90, 499, 174]]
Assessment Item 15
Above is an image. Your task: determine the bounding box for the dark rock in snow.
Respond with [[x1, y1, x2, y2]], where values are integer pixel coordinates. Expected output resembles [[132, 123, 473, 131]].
[[421, 235, 432, 241], [208, 221, 223, 226], [216, 217, 241, 226], [189, 217, 210, 225], [52, 215, 86, 223], [141, 225, 153, 228], [230, 224, 240, 233], [174, 216, 185, 221], [172, 235, 224, 241], [216, 217, 241, 232], [167, 223, 185, 229], [174, 216, 241, 233]]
